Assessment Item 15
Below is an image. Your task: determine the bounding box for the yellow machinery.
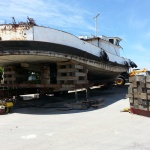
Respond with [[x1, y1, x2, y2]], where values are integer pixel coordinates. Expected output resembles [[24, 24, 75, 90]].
[[129, 68, 148, 77], [0, 100, 14, 115], [116, 68, 149, 85]]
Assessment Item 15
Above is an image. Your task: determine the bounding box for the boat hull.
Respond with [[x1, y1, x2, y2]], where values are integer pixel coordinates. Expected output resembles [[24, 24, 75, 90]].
[[0, 40, 128, 83]]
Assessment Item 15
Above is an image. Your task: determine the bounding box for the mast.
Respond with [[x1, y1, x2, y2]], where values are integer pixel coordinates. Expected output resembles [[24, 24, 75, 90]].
[[93, 13, 100, 37]]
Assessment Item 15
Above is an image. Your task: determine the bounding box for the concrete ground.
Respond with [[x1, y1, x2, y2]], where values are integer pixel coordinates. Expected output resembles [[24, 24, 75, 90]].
[[0, 85, 150, 150]]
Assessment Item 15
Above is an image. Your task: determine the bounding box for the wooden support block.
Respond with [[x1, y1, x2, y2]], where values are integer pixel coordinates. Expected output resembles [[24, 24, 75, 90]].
[[129, 75, 145, 83], [134, 98, 139, 105], [146, 83, 150, 88], [146, 75, 150, 82], [140, 105, 149, 111], [139, 82, 146, 88], [130, 81, 139, 87], [139, 93, 147, 99], [142, 100, 148, 106], [126, 93, 133, 98], [56, 61, 88, 86], [138, 98, 143, 105], [127, 93, 140, 99], [128, 86, 133, 94], [138, 87, 147, 93], [139, 105, 147, 111], [129, 97, 134, 104], [130, 81, 145, 88], [134, 92, 139, 98], [133, 104, 139, 109], [138, 104, 142, 110], [133, 88, 138, 93], [139, 93, 150, 100], [147, 89, 150, 94], [148, 94, 150, 100], [130, 103, 134, 107]]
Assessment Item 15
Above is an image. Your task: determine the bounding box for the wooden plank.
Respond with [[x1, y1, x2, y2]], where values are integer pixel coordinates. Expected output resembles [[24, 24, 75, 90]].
[[0, 83, 61, 88], [75, 72, 87, 77], [62, 84, 75, 88], [3, 71, 16, 74], [74, 65, 83, 69], [57, 68, 78, 73], [57, 76, 78, 81], [76, 80, 88, 84], [57, 61, 75, 65]]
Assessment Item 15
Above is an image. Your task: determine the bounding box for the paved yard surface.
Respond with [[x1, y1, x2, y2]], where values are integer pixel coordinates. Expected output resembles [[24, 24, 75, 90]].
[[0, 85, 150, 150]]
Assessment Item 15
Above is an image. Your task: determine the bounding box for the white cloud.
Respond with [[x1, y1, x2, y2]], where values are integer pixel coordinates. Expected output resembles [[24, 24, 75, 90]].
[[0, 0, 93, 33], [128, 15, 148, 29], [132, 43, 148, 52]]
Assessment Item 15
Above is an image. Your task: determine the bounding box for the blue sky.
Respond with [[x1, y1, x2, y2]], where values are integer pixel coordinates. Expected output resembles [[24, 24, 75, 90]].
[[0, 0, 150, 69]]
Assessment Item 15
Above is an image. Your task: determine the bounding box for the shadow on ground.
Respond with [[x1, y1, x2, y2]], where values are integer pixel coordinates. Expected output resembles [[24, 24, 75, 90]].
[[12, 85, 128, 115]]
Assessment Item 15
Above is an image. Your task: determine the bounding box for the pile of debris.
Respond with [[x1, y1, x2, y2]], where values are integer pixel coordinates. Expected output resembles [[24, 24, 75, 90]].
[[127, 75, 150, 117], [57, 99, 104, 111]]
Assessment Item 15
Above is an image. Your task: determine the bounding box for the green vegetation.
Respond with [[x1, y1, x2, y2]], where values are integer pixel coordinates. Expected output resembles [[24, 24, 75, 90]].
[[0, 67, 3, 80]]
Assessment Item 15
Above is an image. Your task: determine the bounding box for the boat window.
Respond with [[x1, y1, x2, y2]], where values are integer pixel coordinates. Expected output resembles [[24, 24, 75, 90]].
[[116, 39, 120, 46], [109, 39, 114, 44]]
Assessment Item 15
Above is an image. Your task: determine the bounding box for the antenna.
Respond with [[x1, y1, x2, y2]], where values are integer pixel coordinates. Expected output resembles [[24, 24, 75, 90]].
[[93, 13, 100, 36]]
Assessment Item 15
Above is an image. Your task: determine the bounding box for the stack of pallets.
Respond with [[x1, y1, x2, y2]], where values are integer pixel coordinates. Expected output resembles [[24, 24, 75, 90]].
[[127, 75, 150, 117], [57, 61, 88, 85]]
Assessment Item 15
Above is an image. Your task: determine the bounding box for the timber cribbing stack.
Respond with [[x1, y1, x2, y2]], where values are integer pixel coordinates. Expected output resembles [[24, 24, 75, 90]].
[[57, 61, 88, 85], [127, 75, 150, 117]]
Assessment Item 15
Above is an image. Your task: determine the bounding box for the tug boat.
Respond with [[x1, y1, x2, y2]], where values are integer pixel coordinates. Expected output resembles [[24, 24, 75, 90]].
[[0, 17, 137, 85]]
